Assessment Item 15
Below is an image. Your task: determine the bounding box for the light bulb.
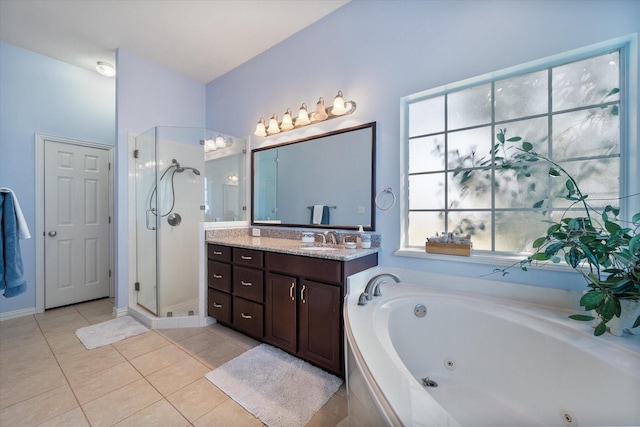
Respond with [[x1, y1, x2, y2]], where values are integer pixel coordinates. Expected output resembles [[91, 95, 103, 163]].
[[313, 97, 328, 121], [281, 108, 294, 131], [254, 118, 267, 137], [267, 113, 281, 134], [96, 61, 116, 77], [295, 103, 310, 126], [332, 90, 347, 115]]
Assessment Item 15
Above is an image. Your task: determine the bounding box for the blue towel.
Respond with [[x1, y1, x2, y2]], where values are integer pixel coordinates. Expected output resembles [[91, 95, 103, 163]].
[[0, 193, 27, 298], [310, 205, 330, 225]]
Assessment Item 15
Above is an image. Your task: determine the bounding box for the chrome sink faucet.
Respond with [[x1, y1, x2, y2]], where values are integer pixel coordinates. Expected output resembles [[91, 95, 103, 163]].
[[324, 231, 338, 245]]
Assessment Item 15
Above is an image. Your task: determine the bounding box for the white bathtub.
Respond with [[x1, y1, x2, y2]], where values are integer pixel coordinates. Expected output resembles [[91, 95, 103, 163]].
[[344, 279, 640, 427]]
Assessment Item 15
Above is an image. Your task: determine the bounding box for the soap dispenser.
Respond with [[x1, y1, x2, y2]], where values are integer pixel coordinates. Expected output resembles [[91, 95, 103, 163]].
[[356, 225, 364, 248]]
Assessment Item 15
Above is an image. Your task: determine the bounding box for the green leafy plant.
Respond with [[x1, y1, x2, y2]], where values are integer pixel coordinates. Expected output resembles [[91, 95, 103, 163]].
[[494, 129, 640, 336]]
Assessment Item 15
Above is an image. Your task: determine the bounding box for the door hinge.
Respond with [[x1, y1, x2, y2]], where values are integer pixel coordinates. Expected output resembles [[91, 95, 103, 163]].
[[242, 149, 247, 154], [134, 282, 140, 291], [133, 149, 139, 159], [109, 269, 112, 277], [108, 162, 111, 170], [242, 206, 247, 211]]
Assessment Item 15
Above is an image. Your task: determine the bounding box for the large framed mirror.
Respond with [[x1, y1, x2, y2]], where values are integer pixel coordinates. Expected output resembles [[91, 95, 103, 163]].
[[252, 122, 376, 230]]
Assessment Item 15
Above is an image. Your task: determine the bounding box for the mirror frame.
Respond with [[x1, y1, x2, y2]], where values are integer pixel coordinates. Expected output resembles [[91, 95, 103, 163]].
[[251, 122, 376, 230]]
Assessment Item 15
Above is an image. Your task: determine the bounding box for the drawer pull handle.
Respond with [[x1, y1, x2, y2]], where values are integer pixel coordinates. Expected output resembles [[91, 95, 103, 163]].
[[213, 251, 223, 255], [241, 281, 252, 286], [301, 284, 306, 304], [213, 274, 223, 279], [241, 313, 252, 319], [241, 255, 253, 260], [213, 303, 223, 308], [289, 283, 295, 301]]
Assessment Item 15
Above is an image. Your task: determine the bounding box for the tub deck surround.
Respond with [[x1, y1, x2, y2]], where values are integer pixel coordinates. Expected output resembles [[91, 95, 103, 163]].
[[344, 278, 640, 427], [204, 229, 380, 261]]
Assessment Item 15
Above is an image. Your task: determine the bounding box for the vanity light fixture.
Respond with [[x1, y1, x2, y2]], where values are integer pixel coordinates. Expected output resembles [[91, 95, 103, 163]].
[[253, 91, 357, 137], [201, 135, 233, 152], [96, 61, 116, 77]]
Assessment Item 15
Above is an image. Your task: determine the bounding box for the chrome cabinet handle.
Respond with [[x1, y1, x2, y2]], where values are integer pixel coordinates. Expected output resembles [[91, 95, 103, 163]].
[[289, 283, 295, 301], [213, 274, 223, 279], [213, 250, 223, 255], [301, 284, 306, 304], [241, 313, 252, 319], [241, 281, 252, 286], [48, 230, 57, 237], [241, 255, 253, 260], [213, 302, 222, 308]]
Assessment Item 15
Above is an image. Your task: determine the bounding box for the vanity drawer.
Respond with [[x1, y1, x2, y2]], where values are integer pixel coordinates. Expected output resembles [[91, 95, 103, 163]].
[[265, 252, 342, 284], [208, 244, 231, 262], [233, 297, 264, 338], [207, 289, 231, 324], [233, 266, 264, 303], [207, 261, 232, 293], [233, 248, 263, 268]]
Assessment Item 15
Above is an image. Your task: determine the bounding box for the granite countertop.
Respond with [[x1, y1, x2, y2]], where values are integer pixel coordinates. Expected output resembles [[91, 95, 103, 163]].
[[205, 235, 380, 261]]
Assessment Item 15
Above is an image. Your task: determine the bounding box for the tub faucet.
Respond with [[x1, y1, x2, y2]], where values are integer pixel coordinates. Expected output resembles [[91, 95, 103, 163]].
[[358, 273, 402, 305]]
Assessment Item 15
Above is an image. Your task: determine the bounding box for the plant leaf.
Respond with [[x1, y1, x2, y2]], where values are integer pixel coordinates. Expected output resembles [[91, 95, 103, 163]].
[[633, 315, 640, 329], [569, 314, 595, 322], [497, 132, 505, 143], [632, 212, 640, 225], [507, 137, 522, 142], [594, 321, 607, 336], [522, 141, 533, 152], [611, 105, 619, 116], [580, 290, 604, 310], [607, 88, 620, 97], [533, 200, 544, 209], [548, 168, 561, 177]]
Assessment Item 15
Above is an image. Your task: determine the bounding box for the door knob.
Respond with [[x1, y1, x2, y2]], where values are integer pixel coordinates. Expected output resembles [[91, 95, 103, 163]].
[[48, 231, 57, 237]]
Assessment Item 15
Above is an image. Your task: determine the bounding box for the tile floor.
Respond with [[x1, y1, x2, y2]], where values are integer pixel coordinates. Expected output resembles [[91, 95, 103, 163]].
[[0, 298, 348, 426]]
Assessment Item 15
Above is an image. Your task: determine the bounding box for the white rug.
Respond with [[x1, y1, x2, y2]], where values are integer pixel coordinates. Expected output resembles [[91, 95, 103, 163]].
[[205, 344, 342, 427], [75, 315, 149, 350]]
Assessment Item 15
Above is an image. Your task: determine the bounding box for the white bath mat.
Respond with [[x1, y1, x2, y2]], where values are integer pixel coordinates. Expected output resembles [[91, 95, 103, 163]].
[[205, 343, 342, 427], [75, 315, 149, 350]]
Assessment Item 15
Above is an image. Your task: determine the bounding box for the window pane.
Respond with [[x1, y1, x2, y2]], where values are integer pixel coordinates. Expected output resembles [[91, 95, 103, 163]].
[[447, 169, 492, 209], [552, 51, 620, 111], [447, 211, 491, 250], [495, 164, 549, 209], [409, 135, 445, 173], [408, 211, 444, 246], [409, 174, 445, 209], [409, 96, 444, 137], [448, 84, 491, 130], [497, 116, 549, 157], [447, 127, 492, 170], [552, 108, 620, 160], [495, 70, 548, 121], [550, 158, 619, 210], [494, 210, 549, 253]]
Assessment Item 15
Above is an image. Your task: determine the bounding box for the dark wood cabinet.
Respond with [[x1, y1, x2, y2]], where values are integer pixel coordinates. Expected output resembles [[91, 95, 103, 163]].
[[207, 242, 377, 376]]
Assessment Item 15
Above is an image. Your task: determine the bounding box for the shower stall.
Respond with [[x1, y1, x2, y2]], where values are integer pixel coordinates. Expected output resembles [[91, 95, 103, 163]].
[[134, 126, 245, 318]]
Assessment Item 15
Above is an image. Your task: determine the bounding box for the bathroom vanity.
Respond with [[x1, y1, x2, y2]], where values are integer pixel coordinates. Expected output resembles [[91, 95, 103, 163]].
[[205, 236, 378, 376]]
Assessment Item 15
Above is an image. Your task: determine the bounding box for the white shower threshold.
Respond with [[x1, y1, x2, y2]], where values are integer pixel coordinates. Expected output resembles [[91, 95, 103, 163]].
[[128, 304, 215, 329]]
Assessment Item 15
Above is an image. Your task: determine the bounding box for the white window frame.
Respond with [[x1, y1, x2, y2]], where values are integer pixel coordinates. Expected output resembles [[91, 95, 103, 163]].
[[397, 34, 638, 266]]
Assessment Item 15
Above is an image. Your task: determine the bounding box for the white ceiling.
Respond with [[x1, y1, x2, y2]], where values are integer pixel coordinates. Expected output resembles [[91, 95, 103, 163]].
[[0, 0, 349, 83]]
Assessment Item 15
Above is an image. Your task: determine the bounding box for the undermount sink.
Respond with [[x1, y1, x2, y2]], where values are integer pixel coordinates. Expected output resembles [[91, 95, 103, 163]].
[[299, 246, 337, 251]]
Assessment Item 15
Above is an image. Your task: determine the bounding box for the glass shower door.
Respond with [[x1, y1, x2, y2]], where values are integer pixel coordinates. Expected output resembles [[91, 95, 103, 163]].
[[135, 129, 158, 315]]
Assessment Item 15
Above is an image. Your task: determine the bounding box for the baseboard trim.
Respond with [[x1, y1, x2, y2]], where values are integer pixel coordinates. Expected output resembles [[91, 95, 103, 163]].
[[112, 306, 129, 318], [0, 307, 37, 322]]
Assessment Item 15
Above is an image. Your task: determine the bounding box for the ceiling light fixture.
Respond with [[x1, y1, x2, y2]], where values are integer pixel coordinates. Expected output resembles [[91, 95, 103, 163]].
[[253, 91, 356, 137], [96, 61, 116, 77]]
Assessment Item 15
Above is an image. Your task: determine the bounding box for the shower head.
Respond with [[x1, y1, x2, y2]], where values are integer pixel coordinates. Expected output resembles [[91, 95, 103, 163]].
[[185, 167, 200, 175]]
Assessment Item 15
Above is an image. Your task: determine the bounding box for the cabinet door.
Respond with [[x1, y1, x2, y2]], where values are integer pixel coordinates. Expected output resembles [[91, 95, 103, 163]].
[[207, 288, 231, 324], [299, 279, 342, 374], [208, 261, 231, 293], [265, 273, 297, 353]]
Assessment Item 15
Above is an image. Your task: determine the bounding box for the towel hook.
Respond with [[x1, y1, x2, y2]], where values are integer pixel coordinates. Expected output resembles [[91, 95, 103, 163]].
[[375, 187, 396, 211]]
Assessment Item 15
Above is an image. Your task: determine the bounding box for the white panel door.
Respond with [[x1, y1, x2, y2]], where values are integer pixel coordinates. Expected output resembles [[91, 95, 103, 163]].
[[44, 140, 111, 308]]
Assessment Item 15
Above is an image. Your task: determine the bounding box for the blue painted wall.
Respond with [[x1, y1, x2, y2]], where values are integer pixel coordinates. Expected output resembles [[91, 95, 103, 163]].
[[205, 0, 640, 292], [0, 42, 115, 314]]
